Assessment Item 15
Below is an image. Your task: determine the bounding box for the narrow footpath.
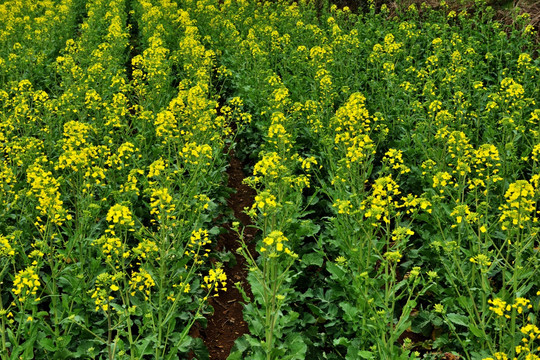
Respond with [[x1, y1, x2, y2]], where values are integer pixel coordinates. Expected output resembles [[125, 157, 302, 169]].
[[198, 150, 258, 359]]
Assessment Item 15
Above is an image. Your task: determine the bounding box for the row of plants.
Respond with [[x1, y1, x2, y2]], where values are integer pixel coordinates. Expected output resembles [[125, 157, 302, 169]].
[[185, 0, 540, 358], [230, 75, 319, 358], [126, 0, 232, 356], [0, 0, 233, 358]]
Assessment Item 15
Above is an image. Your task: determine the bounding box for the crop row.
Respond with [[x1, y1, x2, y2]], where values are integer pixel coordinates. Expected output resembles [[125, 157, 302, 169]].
[[1, 0, 232, 358]]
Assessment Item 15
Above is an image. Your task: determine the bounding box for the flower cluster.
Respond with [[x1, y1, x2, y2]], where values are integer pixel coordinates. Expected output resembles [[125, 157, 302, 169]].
[[201, 267, 227, 297], [260, 230, 297, 258], [0, 234, 15, 257], [362, 176, 401, 226], [149, 187, 176, 224], [499, 180, 536, 230], [90, 272, 122, 312], [26, 160, 72, 228], [184, 228, 211, 265], [106, 204, 135, 228], [252, 190, 278, 217], [129, 268, 155, 300], [12, 266, 40, 303], [383, 149, 410, 175], [133, 238, 159, 260]]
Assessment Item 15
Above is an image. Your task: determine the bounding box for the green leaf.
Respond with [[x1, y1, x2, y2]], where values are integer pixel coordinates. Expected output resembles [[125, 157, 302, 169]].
[[227, 350, 243, 360], [282, 311, 300, 324], [177, 334, 193, 352], [327, 262, 345, 281], [74, 340, 102, 358], [231, 335, 249, 353], [248, 317, 264, 337], [395, 320, 412, 337], [433, 316, 443, 327], [219, 251, 237, 267], [134, 335, 155, 356], [302, 252, 323, 267], [192, 337, 209, 360], [21, 339, 35, 359], [457, 296, 472, 309], [517, 282, 534, 298], [245, 334, 262, 348], [38, 337, 57, 352], [469, 324, 483, 338], [52, 348, 73, 359], [446, 313, 469, 327], [208, 226, 221, 235], [339, 302, 358, 323], [57, 335, 72, 348], [284, 333, 307, 358], [358, 350, 374, 359], [295, 220, 320, 238], [333, 337, 350, 347], [301, 313, 316, 325]]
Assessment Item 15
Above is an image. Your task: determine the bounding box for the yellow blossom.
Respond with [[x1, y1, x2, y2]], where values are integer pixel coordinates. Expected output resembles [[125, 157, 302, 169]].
[[12, 266, 40, 303]]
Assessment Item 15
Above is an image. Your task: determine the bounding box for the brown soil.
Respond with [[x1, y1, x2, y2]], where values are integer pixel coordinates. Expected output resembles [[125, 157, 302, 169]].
[[198, 150, 258, 360]]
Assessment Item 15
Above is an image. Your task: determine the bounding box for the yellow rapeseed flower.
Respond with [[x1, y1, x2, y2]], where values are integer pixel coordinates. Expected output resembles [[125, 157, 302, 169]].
[[106, 204, 135, 227], [12, 266, 40, 303]]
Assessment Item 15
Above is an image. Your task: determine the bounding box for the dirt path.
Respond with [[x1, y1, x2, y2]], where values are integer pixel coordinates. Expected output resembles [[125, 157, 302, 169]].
[[199, 150, 258, 359]]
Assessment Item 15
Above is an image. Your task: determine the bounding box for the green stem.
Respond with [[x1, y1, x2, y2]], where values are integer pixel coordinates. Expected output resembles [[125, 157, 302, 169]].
[[107, 306, 113, 360], [156, 240, 166, 359], [266, 300, 274, 358], [0, 310, 6, 357]]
